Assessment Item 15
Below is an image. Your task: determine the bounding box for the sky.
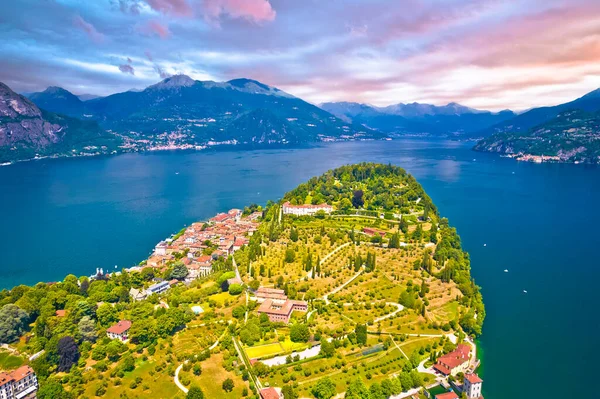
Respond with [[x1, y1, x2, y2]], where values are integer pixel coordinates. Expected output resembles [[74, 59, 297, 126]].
[[1, 0, 600, 111]]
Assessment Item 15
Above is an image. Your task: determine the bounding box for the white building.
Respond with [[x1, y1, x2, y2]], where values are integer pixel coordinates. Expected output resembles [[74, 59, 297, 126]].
[[146, 281, 169, 295], [463, 373, 483, 398], [154, 241, 169, 256], [282, 201, 333, 216], [0, 366, 38, 399]]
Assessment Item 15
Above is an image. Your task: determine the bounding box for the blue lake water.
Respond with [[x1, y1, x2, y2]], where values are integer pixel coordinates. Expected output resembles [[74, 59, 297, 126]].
[[1, 138, 599, 398]]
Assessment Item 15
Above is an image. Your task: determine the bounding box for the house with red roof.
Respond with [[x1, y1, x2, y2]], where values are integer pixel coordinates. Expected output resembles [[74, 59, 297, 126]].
[[107, 320, 132, 341], [433, 344, 471, 376], [435, 392, 459, 399], [259, 387, 283, 399]]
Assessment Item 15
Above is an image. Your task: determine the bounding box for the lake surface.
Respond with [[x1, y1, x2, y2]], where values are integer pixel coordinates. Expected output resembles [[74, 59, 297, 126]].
[[1, 139, 599, 398]]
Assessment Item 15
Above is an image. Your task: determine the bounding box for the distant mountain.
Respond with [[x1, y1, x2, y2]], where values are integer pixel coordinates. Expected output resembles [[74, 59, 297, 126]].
[[477, 88, 600, 138], [69, 75, 382, 145], [77, 94, 101, 101], [320, 101, 515, 137], [0, 82, 120, 163], [474, 108, 600, 163], [28, 86, 84, 116]]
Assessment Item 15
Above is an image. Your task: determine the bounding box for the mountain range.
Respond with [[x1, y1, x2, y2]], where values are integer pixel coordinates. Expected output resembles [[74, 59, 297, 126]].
[[1, 76, 381, 163], [0, 83, 120, 163], [320, 101, 517, 137], [4, 75, 600, 164]]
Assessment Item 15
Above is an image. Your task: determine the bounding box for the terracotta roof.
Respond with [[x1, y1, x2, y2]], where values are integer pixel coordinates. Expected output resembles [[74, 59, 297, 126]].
[[0, 372, 13, 386], [211, 213, 230, 222], [435, 343, 470, 372], [435, 392, 459, 399], [9, 366, 34, 382], [107, 320, 132, 335], [260, 387, 281, 399], [55, 310, 66, 317], [257, 299, 307, 316], [433, 363, 452, 375], [465, 373, 483, 384], [256, 287, 285, 295]]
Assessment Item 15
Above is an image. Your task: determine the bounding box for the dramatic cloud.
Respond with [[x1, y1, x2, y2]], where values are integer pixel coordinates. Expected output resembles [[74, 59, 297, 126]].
[[202, 0, 276, 23], [146, 0, 193, 17], [73, 15, 104, 43], [118, 64, 135, 74], [2, 0, 600, 110]]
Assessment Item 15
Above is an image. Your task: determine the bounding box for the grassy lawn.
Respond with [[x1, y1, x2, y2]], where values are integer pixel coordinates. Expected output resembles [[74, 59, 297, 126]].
[[0, 351, 25, 370], [208, 292, 237, 306], [84, 355, 183, 399], [245, 338, 310, 359], [182, 353, 249, 399], [245, 342, 285, 359]]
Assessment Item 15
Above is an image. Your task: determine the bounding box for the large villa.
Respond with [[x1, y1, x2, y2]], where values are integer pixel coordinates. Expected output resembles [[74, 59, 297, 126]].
[[254, 287, 308, 323], [282, 201, 333, 216]]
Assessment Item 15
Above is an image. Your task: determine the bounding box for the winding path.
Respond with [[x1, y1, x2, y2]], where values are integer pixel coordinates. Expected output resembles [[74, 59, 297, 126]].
[[373, 302, 404, 323], [173, 330, 227, 394], [323, 268, 364, 305]]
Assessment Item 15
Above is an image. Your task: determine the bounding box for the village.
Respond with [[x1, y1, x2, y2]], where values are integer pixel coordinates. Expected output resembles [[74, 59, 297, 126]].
[[1, 165, 485, 399]]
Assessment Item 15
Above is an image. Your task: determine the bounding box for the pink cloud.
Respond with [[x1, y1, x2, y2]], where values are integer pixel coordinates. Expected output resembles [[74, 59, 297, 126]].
[[146, 0, 193, 17], [140, 20, 172, 39], [73, 15, 104, 43], [203, 0, 276, 23], [118, 64, 135, 75]]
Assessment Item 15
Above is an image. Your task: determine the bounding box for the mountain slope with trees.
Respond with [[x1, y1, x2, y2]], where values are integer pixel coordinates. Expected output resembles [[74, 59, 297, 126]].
[[0, 82, 121, 163]]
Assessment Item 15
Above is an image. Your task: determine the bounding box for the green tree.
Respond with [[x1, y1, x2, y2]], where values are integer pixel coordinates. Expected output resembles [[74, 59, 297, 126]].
[[319, 339, 336, 358], [222, 378, 234, 392], [96, 303, 118, 327], [282, 384, 299, 399], [228, 284, 243, 295], [37, 380, 73, 399], [0, 304, 29, 343], [78, 316, 97, 343], [285, 248, 296, 263], [312, 377, 336, 399], [170, 262, 189, 280], [345, 378, 370, 399], [290, 227, 299, 242], [290, 323, 310, 343], [187, 386, 205, 399], [355, 324, 367, 346]]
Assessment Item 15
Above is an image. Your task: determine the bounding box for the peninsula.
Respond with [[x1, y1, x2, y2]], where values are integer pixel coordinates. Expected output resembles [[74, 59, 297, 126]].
[[0, 163, 485, 399]]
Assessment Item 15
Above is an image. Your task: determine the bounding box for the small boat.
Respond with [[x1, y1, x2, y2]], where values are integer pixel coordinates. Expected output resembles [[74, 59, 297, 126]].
[[523, 290, 528, 294], [504, 269, 508, 273], [175, 172, 179, 175], [483, 243, 487, 247]]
